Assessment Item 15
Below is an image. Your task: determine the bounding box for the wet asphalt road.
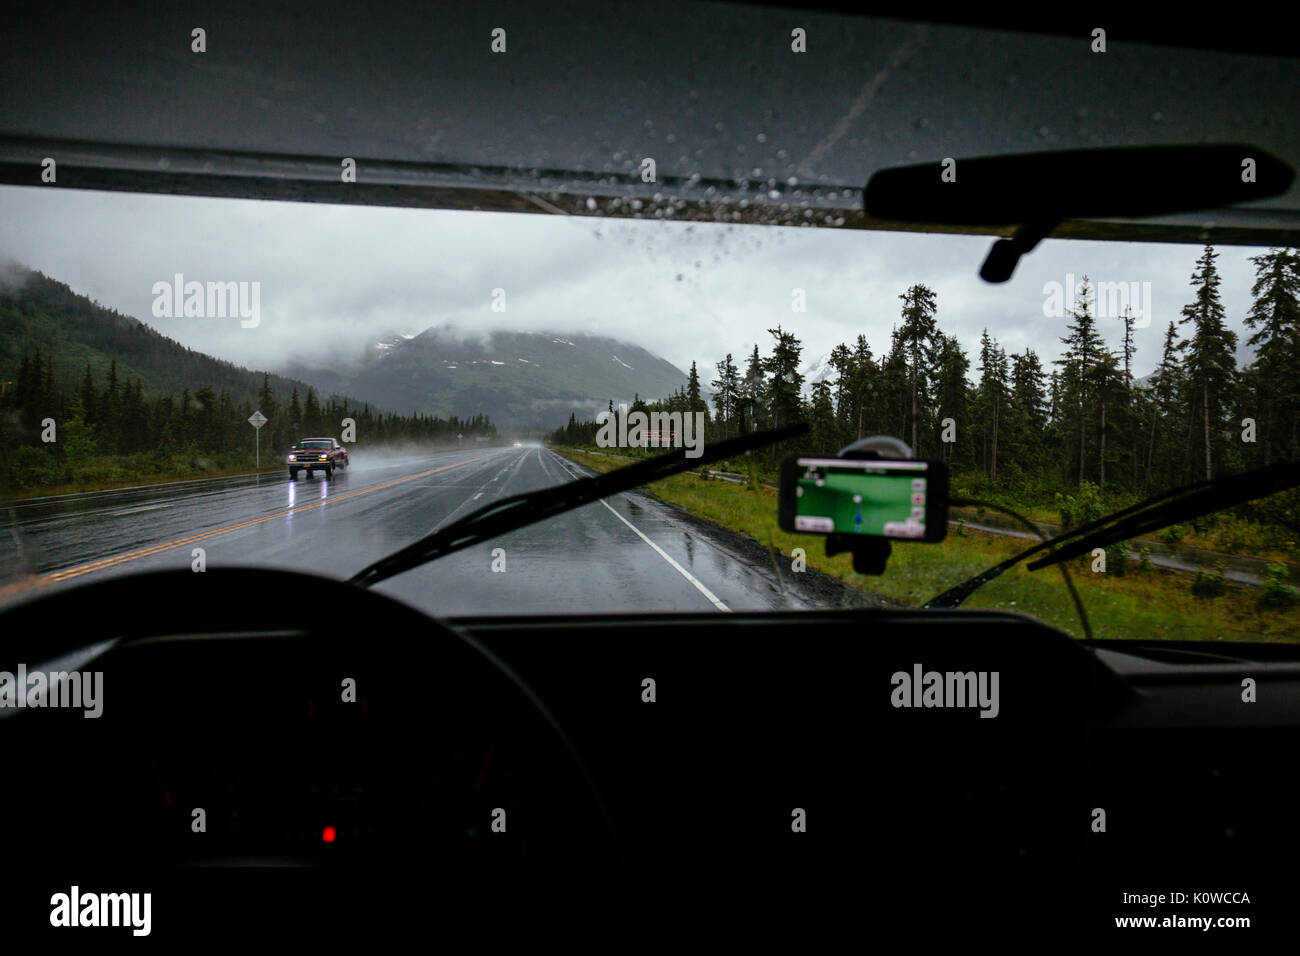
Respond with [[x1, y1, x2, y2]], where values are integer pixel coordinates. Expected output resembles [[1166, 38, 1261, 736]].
[[0, 444, 826, 615]]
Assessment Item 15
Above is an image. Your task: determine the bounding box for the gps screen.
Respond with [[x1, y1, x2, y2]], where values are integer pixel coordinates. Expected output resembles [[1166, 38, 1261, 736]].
[[791, 458, 933, 539]]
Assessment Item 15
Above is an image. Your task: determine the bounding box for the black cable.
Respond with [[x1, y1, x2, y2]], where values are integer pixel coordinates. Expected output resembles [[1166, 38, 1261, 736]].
[[929, 496, 1093, 640], [1027, 461, 1300, 570], [930, 461, 1300, 615]]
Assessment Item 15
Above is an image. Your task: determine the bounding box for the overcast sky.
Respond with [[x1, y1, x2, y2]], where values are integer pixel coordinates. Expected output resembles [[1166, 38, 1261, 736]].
[[0, 184, 1272, 384]]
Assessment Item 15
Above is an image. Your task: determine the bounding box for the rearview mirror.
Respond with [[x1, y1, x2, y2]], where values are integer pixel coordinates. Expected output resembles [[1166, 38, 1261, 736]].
[[863, 144, 1295, 282]]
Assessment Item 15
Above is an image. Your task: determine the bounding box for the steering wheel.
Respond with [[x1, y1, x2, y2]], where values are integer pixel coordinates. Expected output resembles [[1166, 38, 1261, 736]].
[[0, 567, 611, 868]]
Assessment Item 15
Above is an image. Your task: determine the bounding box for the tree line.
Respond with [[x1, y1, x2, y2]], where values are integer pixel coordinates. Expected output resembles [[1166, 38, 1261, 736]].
[[1, 355, 496, 490], [555, 245, 1300, 503]]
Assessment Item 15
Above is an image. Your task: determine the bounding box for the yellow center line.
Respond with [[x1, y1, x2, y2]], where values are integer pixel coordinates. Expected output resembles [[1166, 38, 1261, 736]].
[[20, 452, 505, 592]]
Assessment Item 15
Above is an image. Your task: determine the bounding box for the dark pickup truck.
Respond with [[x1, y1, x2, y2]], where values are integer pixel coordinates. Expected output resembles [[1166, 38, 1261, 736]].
[[287, 437, 349, 479]]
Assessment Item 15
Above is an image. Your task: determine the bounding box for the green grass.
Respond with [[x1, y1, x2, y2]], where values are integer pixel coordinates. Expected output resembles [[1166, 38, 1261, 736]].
[[0, 461, 288, 500], [0, 442, 289, 500], [953, 480, 1299, 564], [555, 446, 1300, 643]]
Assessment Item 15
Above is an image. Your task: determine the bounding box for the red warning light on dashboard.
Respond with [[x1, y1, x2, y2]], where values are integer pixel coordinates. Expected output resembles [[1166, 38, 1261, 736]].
[[322, 826, 337, 843]]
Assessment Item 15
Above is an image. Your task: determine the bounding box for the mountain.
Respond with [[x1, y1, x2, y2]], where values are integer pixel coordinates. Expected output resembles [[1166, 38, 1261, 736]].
[[802, 352, 836, 392], [282, 327, 690, 430], [0, 264, 357, 411], [0, 264, 687, 432]]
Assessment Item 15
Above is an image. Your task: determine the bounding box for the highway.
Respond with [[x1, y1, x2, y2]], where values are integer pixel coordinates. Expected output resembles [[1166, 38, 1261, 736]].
[[0, 444, 849, 614]]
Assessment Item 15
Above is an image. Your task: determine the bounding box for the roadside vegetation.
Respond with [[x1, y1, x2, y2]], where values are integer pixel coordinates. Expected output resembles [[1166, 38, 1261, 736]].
[[0, 272, 498, 498], [0, 451, 288, 500], [551, 245, 1300, 634], [573, 444, 1299, 565], [555, 446, 1300, 643], [0, 357, 497, 498]]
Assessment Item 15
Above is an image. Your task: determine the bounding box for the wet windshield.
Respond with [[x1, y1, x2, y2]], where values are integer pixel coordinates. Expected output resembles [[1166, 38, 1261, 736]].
[[0, 187, 1296, 642]]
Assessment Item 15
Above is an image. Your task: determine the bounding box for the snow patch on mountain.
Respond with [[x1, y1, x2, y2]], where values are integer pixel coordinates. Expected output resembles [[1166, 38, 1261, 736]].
[[374, 328, 427, 352], [801, 352, 836, 394]]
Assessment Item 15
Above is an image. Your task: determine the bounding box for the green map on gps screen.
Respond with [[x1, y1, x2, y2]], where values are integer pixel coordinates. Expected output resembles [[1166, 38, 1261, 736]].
[[792, 459, 929, 538]]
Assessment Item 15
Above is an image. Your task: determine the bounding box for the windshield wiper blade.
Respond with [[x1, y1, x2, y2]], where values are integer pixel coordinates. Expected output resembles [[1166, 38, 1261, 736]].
[[926, 461, 1300, 609], [1026, 461, 1300, 571], [348, 424, 809, 589], [925, 475, 1221, 608]]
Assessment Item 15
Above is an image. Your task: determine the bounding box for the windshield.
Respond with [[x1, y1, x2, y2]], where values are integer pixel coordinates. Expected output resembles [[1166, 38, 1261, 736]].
[[0, 188, 1296, 643]]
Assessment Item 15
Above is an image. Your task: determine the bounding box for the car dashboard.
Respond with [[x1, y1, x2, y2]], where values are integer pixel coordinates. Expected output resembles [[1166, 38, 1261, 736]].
[[1, 568, 1296, 938]]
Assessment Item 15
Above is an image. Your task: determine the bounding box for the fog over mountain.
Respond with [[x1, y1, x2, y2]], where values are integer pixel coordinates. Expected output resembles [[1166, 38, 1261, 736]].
[[0, 184, 1272, 399], [282, 325, 689, 429]]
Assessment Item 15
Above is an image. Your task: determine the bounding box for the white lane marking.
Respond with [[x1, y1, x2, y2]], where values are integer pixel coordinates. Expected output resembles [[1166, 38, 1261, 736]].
[[539, 448, 730, 612], [596, 497, 731, 612], [418, 457, 509, 534]]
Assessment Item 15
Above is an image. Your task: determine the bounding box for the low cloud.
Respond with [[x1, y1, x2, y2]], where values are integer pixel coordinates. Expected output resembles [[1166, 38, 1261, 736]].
[[0, 185, 1269, 382]]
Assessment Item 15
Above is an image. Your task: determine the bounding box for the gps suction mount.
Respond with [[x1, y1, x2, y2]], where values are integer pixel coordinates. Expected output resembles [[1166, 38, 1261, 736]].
[[823, 435, 914, 576]]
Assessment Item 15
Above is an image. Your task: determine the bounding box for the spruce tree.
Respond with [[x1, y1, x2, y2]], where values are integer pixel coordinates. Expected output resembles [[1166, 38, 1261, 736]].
[[1243, 247, 1300, 463], [897, 284, 939, 454], [1055, 277, 1108, 485], [1178, 245, 1237, 480]]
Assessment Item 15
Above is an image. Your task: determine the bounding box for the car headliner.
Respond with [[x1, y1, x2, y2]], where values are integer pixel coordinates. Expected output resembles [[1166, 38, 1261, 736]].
[[1, 1, 1296, 246]]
